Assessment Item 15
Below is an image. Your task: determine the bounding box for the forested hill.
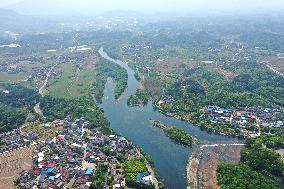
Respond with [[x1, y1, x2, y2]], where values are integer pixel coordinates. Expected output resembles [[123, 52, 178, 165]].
[[163, 60, 284, 114]]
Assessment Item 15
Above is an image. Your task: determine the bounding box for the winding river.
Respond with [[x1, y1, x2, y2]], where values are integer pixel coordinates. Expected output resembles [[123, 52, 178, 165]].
[[98, 48, 239, 189]]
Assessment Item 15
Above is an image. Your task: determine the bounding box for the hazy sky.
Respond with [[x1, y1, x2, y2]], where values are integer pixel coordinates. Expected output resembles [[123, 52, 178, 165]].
[[1, 0, 284, 15]]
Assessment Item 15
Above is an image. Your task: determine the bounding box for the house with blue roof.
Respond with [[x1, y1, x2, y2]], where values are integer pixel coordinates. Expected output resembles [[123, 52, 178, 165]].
[[76, 128, 83, 135], [85, 168, 94, 175], [47, 168, 54, 173], [275, 121, 283, 128], [136, 172, 152, 185], [49, 176, 55, 181], [75, 118, 81, 124]]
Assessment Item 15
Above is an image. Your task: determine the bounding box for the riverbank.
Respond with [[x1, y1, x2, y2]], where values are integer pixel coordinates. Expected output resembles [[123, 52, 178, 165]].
[[136, 148, 160, 189], [187, 147, 200, 189], [154, 104, 243, 139]]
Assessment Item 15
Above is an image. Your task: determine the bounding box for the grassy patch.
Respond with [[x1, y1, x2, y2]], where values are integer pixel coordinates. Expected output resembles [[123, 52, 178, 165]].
[[0, 72, 26, 83], [22, 123, 64, 141], [47, 60, 98, 99], [68, 66, 96, 98], [47, 63, 75, 98], [124, 158, 148, 187]]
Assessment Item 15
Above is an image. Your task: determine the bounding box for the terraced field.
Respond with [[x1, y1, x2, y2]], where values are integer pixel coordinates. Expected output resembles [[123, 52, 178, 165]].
[[0, 146, 36, 189]]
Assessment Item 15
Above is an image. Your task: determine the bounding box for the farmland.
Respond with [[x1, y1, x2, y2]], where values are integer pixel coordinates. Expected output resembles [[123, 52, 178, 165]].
[[0, 146, 36, 189]]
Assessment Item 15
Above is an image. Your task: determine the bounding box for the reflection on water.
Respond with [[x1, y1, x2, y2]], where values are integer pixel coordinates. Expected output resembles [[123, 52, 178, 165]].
[[98, 48, 238, 189]]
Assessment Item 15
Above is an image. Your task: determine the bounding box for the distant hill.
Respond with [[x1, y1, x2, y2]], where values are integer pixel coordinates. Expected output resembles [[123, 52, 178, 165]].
[[101, 10, 144, 17], [0, 8, 36, 33], [0, 8, 68, 35], [7, 0, 93, 16]]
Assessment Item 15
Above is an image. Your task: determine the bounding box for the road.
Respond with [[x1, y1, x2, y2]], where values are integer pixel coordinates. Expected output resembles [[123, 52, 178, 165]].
[[259, 61, 284, 77], [38, 64, 57, 96], [35, 64, 57, 115], [266, 64, 284, 77]]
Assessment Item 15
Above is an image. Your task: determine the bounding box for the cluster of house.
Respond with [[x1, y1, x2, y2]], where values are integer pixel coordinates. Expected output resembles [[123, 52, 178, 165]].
[[121, 44, 152, 53], [2, 55, 44, 64], [31, 67, 57, 81], [0, 64, 23, 74], [18, 55, 44, 63], [55, 51, 90, 64], [157, 95, 175, 107], [250, 106, 284, 128], [204, 105, 284, 131], [0, 54, 45, 76], [205, 41, 255, 68], [0, 129, 38, 154], [17, 117, 153, 189]]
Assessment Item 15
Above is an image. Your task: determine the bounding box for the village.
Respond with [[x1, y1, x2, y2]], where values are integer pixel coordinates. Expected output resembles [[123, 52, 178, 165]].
[[0, 64, 23, 74], [204, 105, 284, 137], [0, 116, 155, 189], [0, 129, 38, 154]]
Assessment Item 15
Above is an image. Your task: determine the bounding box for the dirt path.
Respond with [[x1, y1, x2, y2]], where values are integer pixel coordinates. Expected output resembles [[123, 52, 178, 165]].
[[34, 102, 42, 114], [187, 147, 200, 189]]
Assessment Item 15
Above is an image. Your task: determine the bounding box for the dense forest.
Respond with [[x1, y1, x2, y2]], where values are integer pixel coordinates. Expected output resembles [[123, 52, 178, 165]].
[[0, 84, 40, 132], [242, 138, 284, 178], [162, 61, 284, 114], [217, 163, 279, 189], [251, 131, 284, 149], [217, 136, 284, 189], [0, 103, 27, 132], [0, 84, 40, 110]]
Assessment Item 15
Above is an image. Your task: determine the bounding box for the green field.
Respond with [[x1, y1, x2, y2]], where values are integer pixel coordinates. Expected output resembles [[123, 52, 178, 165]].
[[47, 61, 97, 99], [22, 123, 64, 141], [69, 68, 97, 97], [47, 63, 75, 98], [0, 72, 26, 83]]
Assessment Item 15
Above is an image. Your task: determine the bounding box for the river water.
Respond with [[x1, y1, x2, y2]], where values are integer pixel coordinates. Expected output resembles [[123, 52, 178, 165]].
[[98, 48, 238, 189]]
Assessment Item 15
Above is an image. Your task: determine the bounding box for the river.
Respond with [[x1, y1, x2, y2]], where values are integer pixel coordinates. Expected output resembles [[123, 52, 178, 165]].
[[98, 48, 239, 189]]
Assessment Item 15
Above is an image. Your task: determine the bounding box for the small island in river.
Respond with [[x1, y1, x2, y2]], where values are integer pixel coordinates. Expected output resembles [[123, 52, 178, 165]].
[[150, 120, 197, 147]]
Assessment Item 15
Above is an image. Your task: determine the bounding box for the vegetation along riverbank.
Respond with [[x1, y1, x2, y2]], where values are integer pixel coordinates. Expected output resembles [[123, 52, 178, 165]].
[[150, 120, 197, 147]]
